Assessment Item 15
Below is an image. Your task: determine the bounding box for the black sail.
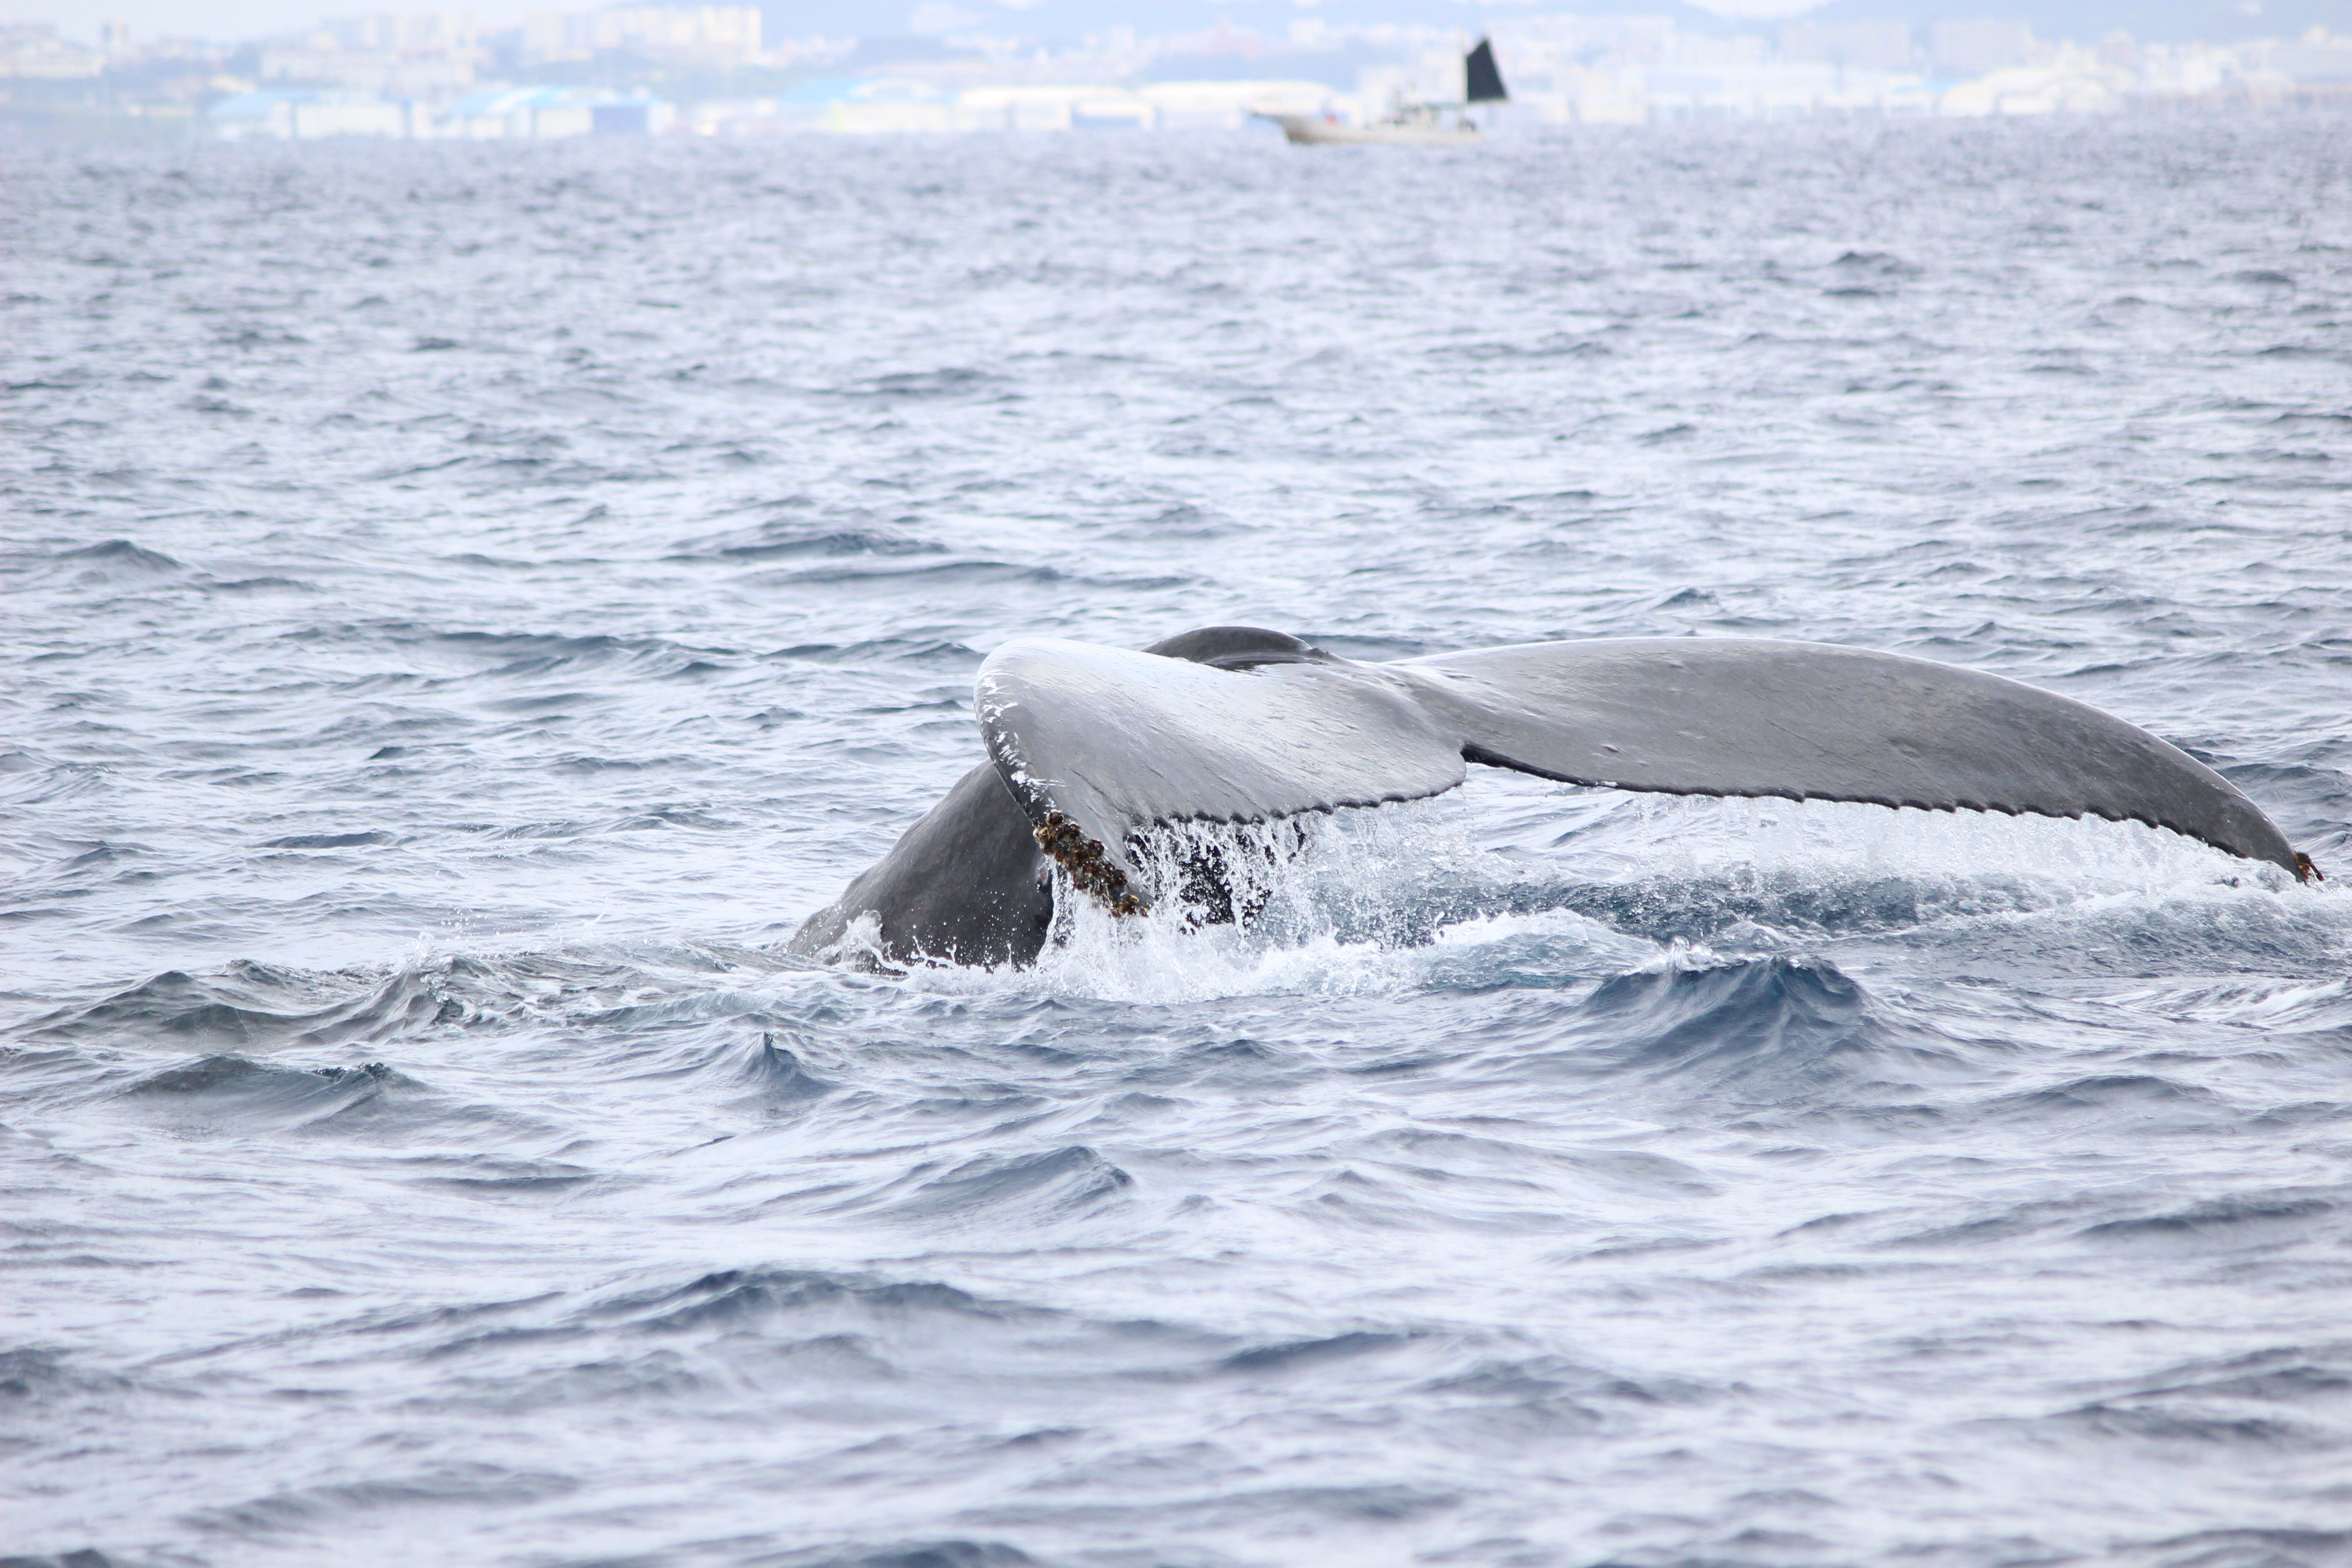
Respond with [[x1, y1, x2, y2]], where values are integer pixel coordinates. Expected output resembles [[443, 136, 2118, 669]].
[[1465, 38, 1508, 103]]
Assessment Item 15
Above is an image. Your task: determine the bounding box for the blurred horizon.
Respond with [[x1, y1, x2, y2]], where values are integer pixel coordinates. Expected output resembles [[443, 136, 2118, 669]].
[[5, 0, 2344, 142], [12, 0, 2351, 51]]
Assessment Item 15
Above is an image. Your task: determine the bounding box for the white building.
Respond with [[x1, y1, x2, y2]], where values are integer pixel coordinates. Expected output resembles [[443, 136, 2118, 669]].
[[438, 85, 674, 137], [523, 7, 760, 65], [1929, 19, 2039, 77], [206, 83, 671, 139], [0, 24, 103, 78], [1779, 21, 1915, 72], [208, 90, 411, 138], [259, 49, 474, 94]]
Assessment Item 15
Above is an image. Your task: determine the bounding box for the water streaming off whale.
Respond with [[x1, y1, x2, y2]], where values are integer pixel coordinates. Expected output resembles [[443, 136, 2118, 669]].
[[5, 118, 2352, 1568]]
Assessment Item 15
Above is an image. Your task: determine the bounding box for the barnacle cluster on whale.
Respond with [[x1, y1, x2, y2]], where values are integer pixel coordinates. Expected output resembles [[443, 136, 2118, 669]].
[[1033, 809, 1143, 918]]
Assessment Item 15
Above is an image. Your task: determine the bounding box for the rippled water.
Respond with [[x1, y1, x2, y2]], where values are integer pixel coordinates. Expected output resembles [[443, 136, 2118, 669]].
[[6, 117, 2352, 1568]]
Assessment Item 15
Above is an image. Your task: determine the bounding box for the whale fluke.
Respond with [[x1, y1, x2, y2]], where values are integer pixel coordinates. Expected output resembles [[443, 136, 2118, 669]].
[[789, 628, 2310, 968], [1391, 638, 2302, 875], [977, 637, 1465, 869]]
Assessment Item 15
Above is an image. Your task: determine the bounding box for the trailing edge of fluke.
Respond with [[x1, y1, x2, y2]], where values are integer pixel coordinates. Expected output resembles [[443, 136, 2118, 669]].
[[788, 626, 2318, 969]]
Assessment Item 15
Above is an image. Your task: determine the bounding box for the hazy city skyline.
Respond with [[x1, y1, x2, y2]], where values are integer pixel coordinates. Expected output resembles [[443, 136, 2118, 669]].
[[14, 0, 2350, 49]]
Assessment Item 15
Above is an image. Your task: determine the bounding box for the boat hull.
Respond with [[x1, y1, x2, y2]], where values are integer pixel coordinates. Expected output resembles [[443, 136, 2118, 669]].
[[1264, 113, 1480, 147]]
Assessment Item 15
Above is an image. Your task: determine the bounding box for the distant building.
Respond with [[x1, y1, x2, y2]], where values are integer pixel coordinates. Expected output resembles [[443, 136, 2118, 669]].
[[320, 12, 472, 54], [2243, 29, 2352, 84], [741, 75, 1342, 134], [0, 24, 104, 78], [208, 90, 409, 138], [249, 13, 478, 96], [772, 78, 954, 132], [523, 7, 761, 66], [260, 49, 474, 95], [1929, 19, 2038, 77], [1549, 67, 1649, 125], [1491, 14, 1673, 69], [959, 84, 1156, 132], [104, 10, 2352, 149], [206, 83, 670, 139], [1665, 34, 1769, 70], [437, 84, 673, 138], [1780, 22, 1914, 73]]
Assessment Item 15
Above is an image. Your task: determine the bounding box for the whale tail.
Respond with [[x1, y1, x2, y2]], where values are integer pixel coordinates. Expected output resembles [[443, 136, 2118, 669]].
[[793, 627, 2312, 968], [976, 631, 2308, 893]]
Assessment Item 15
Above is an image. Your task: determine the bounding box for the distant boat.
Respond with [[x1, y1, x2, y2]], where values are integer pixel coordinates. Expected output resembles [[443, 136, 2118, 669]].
[[1260, 38, 1507, 147]]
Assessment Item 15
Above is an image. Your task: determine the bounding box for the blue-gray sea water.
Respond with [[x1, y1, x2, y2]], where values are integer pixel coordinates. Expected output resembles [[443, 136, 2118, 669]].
[[6, 117, 2352, 1568]]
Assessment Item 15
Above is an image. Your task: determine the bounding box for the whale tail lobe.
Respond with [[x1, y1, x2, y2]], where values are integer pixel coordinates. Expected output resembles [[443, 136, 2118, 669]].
[[978, 632, 2305, 886]]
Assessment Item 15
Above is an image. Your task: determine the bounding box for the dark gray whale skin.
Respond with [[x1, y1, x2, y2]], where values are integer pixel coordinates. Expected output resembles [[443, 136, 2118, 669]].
[[789, 626, 2311, 969], [784, 760, 1054, 969], [786, 628, 1315, 968]]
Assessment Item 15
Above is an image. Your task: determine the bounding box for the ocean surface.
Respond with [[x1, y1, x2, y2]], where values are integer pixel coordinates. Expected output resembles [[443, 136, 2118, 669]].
[[5, 115, 2352, 1568]]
